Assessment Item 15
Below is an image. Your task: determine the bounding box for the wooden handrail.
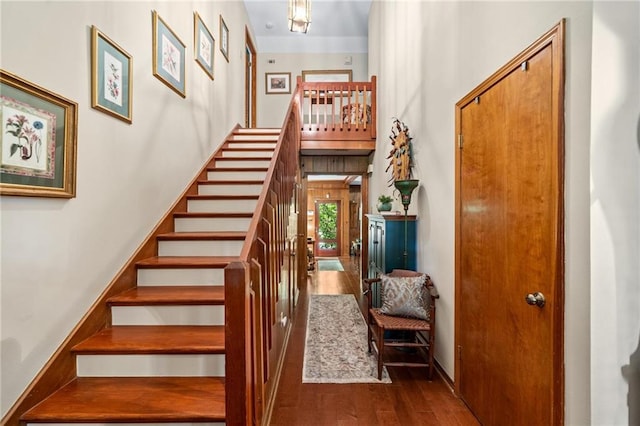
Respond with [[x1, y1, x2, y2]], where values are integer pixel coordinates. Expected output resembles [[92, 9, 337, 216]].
[[225, 88, 302, 425], [225, 76, 377, 424]]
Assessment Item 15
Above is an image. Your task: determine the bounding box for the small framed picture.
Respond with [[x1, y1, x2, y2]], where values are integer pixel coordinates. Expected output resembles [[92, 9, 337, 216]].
[[152, 10, 186, 98], [219, 15, 229, 62], [194, 12, 214, 80], [1, 70, 78, 198], [91, 26, 133, 123], [265, 72, 291, 94]]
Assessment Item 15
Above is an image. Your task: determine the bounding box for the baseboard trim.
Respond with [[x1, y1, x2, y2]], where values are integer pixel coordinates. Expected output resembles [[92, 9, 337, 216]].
[[261, 318, 293, 426]]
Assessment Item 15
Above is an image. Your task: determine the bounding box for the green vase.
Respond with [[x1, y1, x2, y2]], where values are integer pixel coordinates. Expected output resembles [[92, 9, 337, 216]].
[[394, 179, 419, 210]]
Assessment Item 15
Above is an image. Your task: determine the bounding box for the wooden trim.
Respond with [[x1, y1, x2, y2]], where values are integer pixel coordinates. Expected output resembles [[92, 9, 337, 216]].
[[224, 261, 252, 425], [245, 26, 257, 128], [453, 20, 565, 425], [551, 19, 566, 426], [261, 310, 293, 426], [361, 172, 369, 278]]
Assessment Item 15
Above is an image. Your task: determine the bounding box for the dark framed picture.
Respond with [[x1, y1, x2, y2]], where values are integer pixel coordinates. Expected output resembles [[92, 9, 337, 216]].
[[194, 12, 214, 80], [1, 70, 78, 198], [152, 10, 186, 97], [219, 15, 229, 62], [265, 72, 291, 94], [91, 26, 133, 123]]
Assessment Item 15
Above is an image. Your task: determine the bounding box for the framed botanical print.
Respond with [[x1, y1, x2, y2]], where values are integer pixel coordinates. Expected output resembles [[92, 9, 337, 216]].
[[152, 10, 186, 97], [219, 15, 229, 62], [91, 26, 133, 123], [1, 70, 78, 197], [194, 12, 214, 80]]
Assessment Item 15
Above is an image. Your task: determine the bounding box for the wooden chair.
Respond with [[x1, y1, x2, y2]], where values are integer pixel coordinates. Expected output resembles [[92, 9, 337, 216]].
[[364, 269, 439, 380]]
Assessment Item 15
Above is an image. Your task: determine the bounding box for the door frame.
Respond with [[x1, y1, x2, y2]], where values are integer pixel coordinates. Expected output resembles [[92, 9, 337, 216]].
[[454, 20, 565, 425], [315, 199, 342, 257], [245, 26, 257, 128]]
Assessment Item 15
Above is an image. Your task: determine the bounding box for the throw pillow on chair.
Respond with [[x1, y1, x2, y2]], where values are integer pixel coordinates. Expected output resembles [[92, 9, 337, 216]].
[[379, 273, 430, 320]]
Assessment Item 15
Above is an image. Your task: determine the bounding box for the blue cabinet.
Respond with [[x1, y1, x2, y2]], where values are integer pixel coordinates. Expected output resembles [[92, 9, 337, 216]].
[[366, 214, 417, 280]]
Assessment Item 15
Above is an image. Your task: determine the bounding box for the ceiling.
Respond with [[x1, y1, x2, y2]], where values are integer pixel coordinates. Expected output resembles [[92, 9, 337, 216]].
[[243, 1, 371, 184], [307, 175, 362, 185], [243, 0, 372, 53]]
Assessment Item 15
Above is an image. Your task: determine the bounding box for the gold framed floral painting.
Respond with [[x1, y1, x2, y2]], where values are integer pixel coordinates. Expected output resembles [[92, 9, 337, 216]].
[[0, 70, 78, 198], [152, 10, 186, 97], [219, 15, 229, 62], [194, 12, 214, 79], [91, 26, 133, 123]]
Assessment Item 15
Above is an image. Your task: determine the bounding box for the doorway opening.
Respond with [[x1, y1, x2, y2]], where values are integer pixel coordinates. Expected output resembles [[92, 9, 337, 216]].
[[306, 175, 362, 261], [316, 200, 340, 256]]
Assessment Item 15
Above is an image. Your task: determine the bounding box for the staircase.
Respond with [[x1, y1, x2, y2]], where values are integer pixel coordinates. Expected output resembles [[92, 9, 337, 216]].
[[20, 128, 281, 425]]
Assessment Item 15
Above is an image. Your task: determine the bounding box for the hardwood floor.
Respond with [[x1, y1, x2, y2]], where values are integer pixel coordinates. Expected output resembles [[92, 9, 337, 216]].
[[269, 257, 480, 425]]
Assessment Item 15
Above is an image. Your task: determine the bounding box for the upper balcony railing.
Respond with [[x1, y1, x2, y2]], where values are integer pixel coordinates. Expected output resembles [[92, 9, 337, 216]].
[[296, 75, 377, 155]]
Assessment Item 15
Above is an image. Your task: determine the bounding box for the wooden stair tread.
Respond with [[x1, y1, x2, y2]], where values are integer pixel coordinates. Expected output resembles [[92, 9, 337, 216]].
[[157, 231, 247, 240], [72, 325, 225, 354], [198, 179, 265, 185], [206, 166, 268, 172], [186, 194, 259, 200], [230, 132, 279, 135], [222, 147, 275, 151], [233, 128, 280, 133], [21, 377, 225, 423], [136, 256, 239, 268], [173, 212, 254, 218], [215, 156, 271, 161], [108, 285, 224, 306]]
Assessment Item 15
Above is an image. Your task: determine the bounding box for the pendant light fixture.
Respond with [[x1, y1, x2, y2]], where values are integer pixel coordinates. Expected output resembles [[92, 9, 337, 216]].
[[288, 0, 311, 33]]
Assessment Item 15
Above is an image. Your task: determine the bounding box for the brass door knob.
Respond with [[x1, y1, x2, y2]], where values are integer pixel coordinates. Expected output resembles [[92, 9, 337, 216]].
[[525, 292, 545, 308]]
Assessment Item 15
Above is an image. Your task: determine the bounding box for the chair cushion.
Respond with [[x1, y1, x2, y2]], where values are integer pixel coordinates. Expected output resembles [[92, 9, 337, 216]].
[[379, 273, 430, 320]]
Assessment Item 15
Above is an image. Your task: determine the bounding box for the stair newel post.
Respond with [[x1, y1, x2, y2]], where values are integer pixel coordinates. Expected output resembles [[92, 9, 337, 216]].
[[225, 261, 252, 426]]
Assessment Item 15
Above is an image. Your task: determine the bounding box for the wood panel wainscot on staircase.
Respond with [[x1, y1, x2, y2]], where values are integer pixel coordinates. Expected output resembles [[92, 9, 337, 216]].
[[15, 127, 292, 426]]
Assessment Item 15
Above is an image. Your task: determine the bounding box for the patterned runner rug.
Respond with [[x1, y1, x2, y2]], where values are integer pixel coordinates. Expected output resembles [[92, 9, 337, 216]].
[[302, 294, 391, 383], [316, 258, 344, 271]]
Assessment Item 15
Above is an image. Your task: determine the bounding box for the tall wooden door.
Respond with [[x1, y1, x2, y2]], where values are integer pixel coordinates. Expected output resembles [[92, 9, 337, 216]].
[[455, 22, 565, 425]]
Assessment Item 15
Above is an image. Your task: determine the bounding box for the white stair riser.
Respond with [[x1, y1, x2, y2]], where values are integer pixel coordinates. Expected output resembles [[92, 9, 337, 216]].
[[137, 268, 225, 286], [174, 217, 252, 232], [76, 354, 225, 377], [187, 199, 257, 213], [158, 240, 243, 257], [28, 423, 224, 426], [198, 184, 263, 196], [221, 150, 273, 158], [207, 170, 266, 180], [111, 305, 224, 326], [227, 142, 276, 149], [215, 159, 271, 168]]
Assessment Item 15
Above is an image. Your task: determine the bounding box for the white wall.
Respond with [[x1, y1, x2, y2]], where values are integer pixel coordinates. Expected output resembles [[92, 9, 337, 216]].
[[0, 0, 251, 416], [368, 1, 595, 424], [590, 2, 640, 425], [256, 53, 368, 127]]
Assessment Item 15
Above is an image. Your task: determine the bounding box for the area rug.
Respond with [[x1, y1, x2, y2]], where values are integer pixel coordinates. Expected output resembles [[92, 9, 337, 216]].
[[303, 294, 391, 383], [316, 258, 344, 271]]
